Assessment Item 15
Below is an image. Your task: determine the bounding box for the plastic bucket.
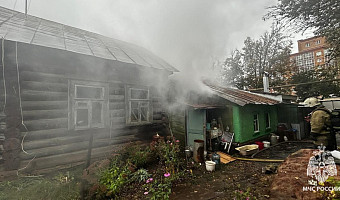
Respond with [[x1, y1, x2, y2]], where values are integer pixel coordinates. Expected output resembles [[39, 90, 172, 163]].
[[263, 141, 270, 148], [255, 141, 264, 150], [205, 161, 216, 172]]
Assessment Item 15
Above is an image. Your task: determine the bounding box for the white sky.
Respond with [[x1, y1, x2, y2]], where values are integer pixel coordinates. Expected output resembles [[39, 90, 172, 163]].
[[0, 0, 314, 79]]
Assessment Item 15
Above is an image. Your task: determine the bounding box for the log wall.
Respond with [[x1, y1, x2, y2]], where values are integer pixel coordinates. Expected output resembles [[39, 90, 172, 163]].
[[0, 40, 169, 175]]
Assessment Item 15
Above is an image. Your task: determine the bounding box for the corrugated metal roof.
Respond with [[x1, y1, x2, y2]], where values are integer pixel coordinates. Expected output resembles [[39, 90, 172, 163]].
[[204, 82, 280, 106], [0, 6, 178, 72]]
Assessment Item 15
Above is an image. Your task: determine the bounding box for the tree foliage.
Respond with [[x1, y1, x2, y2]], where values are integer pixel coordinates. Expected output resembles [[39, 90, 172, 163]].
[[291, 65, 340, 100], [266, 0, 340, 59], [222, 24, 293, 90]]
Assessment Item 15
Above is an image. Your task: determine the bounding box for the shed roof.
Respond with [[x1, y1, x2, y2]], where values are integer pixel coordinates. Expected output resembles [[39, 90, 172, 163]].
[[0, 6, 178, 72], [204, 82, 280, 106]]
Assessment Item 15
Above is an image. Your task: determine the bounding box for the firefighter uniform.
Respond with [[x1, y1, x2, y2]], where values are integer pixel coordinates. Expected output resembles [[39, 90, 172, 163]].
[[310, 106, 335, 150]]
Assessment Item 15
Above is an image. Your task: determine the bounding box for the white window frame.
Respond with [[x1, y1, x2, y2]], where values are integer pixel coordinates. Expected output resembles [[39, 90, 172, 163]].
[[253, 114, 259, 133], [265, 113, 271, 129], [316, 51, 322, 56], [126, 86, 152, 125], [305, 43, 310, 47], [69, 81, 109, 130], [316, 40, 321, 44]]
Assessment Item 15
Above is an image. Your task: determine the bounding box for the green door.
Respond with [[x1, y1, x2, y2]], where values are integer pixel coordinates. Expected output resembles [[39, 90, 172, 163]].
[[186, 109, 206, 148]]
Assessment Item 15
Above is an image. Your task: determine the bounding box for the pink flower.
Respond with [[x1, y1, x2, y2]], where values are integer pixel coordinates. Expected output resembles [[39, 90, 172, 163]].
[[175, 140, 180, 143], [144, 191, 149, 195], [146, 178, 153, 183], [164, 173, 170, 177], [246, 197, 249, 200]]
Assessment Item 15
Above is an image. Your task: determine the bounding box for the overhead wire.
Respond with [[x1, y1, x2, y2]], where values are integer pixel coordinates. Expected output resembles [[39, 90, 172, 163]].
[[2, 37, 6, 112], [12, 0, 18, 10], [14, 41, 36, 176]]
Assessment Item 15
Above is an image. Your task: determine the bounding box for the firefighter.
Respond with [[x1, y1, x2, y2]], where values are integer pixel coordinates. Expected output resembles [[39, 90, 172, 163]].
[[305, 97, 336, 150]]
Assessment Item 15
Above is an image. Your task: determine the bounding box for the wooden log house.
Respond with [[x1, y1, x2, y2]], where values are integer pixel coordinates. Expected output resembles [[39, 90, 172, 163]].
[[0, 6, 178, 175]]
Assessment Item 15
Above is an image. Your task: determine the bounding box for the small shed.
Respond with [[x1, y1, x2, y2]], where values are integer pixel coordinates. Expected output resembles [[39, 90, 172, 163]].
[[0, 7, 178, 174], [184, 82, 280, 149]]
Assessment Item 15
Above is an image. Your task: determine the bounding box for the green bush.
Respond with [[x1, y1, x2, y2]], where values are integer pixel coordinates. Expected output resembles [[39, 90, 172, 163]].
[[99, 163, 130, 197], [131, 168, 151, 183]]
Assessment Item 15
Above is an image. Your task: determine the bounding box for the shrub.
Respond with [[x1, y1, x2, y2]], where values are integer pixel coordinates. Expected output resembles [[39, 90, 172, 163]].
[[131, 168, 151, 183], [98, 163, 130, 197]]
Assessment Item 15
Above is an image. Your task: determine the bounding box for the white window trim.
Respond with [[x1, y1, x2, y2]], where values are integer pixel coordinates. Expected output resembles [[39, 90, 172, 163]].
[[69, 80, 109, 130], [254, 114, 260, 133], [126, 86, 152, 125], [265, 113, 271, 129]]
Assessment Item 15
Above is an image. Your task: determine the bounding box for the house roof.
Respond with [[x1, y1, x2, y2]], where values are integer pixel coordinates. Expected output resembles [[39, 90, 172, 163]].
[[0, 6, 178, 72], [204, 82, 280, 106]]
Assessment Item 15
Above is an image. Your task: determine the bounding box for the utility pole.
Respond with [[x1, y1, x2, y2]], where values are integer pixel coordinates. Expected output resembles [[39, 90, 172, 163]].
[[25, 0, 27, 17]]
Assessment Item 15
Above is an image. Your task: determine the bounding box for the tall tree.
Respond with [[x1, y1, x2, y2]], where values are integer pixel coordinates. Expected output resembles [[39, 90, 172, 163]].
[[291, 65, 340, 100], [222, 24, 293, 90], [266, 0, 340, 60]]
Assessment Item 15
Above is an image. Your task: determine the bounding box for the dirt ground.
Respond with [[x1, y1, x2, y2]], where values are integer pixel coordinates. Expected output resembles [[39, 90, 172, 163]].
[[170, 141, 315, 200]]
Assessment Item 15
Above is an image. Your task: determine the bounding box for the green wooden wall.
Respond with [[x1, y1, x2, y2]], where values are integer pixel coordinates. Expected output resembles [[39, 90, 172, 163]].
[[232, 104, 278, 143]]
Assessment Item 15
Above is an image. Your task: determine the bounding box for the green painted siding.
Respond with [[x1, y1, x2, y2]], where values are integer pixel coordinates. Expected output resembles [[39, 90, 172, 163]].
[[233, 104, 278, 143]]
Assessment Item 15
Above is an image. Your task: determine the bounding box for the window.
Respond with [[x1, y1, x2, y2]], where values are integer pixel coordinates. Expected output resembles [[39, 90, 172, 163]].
[[70, 81, 108, 130], [317, 58, 322, 63], [265, 113, 270, 129], [316, 51, 322, 56], [127, 87, 151, 124], [305, 43, 310, 47], [253, 114, 259, 132], [316, 40, 321, 44]]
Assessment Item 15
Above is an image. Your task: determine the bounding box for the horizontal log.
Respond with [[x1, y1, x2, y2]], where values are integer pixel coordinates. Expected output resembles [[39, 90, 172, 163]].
[[20, 135, 138, 160], [21, 90, 68, 101], [109, 95, 125, 102], [24, 118, 68, 131], [21, 81, 68, 92], [20, 70, 66, 84], [22, 128, 136, 150], [21, 128, 69, 140], [20, 143, 130, 172], [111, 117, 125, 124], [23, 109, 68, 120], [22, 101, 68, 111], [110, 109, 125, 118], [109, 85, 124, 95], [110, 102, 125, 110]]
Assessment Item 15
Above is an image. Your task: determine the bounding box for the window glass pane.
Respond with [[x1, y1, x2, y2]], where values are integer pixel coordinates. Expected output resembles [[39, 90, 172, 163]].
[[76, 102, 88, 108], [141, 107, 148, 121], [76, 85, 103, 99], [266, 113, 270, 128], [92, 102, 102, 124], [131, 102, 139, 122], [76, 109, 88, 127], [131, 89, 148, 100]]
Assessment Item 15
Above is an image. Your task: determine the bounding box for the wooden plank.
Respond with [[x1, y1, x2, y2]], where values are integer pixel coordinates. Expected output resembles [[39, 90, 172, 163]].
[[24, 118, 68, 131], [23, 109, 68, 120], [110, 109, 125, 117], [21, 81, 68, 92], [111, 117, 125, 123], [20, 143, 129, 172], [217, 151, 236, 164], [109, 85, 124, 95], [20, 135, 138, 160], [21, 90, 68, 101], [22, 128, 135, 150], [20, 70, 66, 84], [22, 101, 68, 110], [110, 102, 125, 110], [109, 95, 125, 102], [21, 128, 69, 140]]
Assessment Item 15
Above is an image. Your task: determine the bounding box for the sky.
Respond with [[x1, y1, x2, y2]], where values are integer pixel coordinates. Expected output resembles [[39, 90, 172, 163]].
[[0, 0, 314, 87]]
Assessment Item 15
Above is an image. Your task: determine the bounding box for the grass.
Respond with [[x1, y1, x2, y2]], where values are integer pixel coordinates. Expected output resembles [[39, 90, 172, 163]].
[[0, 167, 82, 200]]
